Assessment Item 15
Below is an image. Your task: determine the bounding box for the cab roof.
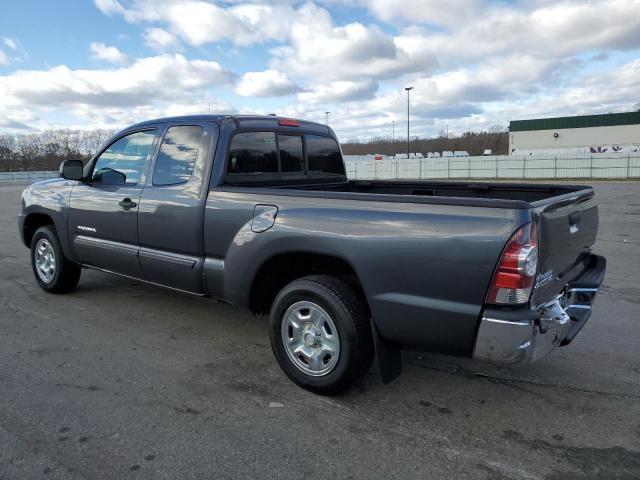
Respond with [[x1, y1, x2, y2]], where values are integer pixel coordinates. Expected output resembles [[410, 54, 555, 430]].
[[129, 114, 328, 131]]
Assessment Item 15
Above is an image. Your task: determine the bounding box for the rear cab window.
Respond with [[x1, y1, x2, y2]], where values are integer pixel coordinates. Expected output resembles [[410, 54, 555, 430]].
[[279, 135, 304, 172], [229, 132, 278, 174], [306, 135, 345, 175], [225, 130, 344, 183]]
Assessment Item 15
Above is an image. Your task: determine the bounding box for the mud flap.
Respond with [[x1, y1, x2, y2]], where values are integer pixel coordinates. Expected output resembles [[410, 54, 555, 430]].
[[371, 318, 402, 384]]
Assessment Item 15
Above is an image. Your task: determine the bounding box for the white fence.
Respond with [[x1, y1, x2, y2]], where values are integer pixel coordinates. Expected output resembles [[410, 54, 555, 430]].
[[3, 154, 640, 184], [344, 154, 640, 180], [0, 171, 59, 183]]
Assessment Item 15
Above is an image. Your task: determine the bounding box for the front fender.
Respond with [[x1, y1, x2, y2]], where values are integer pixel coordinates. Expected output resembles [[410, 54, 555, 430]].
[[20, 179, 77, 261]]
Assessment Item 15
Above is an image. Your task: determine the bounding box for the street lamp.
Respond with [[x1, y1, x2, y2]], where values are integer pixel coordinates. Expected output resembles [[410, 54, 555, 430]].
[[405, 87, 414, 159], [392, 120, 395, 157], [325, 111, 330, 124]]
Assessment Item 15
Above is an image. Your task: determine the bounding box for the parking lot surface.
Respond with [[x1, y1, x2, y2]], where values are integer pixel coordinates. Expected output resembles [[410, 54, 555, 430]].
[[1, 181, 639, 480]]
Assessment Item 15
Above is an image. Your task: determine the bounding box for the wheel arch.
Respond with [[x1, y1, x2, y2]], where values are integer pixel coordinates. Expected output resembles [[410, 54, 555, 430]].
[[248, 251, 369, 316], [22, 212, 56, 247]]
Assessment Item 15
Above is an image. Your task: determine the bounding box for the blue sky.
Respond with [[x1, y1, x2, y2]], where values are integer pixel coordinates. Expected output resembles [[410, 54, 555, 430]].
[[1, 0, 639, 140]]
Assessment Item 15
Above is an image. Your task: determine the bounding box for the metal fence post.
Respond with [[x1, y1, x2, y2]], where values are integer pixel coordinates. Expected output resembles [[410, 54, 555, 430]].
[[554, 157, 557, 179], [374, 161, 378, 180], [395, 160, 399, 179], [627, 155, 631, 178], [495, 157, 498, 178], [522, 157, 526, 179], [590, 156, 593, 179]]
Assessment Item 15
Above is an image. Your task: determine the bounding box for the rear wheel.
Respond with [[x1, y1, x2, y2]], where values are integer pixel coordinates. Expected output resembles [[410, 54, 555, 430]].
[[269, 275, 373, 395], [30, 226, 81, 293]]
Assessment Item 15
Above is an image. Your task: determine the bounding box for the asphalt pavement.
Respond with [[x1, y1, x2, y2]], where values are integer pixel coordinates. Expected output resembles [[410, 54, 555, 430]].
[[1, 181, 639, 479]]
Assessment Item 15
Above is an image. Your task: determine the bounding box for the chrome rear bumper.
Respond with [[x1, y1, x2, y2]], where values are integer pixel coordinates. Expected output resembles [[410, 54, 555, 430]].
[[473, 255, 605, 365]]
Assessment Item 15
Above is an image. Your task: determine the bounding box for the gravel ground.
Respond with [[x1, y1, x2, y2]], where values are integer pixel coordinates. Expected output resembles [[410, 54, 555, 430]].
[[0, 181, 639, 480]]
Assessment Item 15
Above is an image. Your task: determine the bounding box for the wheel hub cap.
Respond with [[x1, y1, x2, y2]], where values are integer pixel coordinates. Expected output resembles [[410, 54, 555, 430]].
[[34, 238, 56, 283], [281, 301, 340, 376]]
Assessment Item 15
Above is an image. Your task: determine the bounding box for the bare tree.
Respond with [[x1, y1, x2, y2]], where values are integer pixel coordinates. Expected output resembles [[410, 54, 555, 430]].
[[342, 130, 509, 156], [0, 129, 115, 172]]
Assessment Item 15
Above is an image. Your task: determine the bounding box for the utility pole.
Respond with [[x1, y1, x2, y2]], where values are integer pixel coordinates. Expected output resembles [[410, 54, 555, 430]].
[[325, 111, 330, 124], [392, 120, 395, 157], [405, 87, 414, 158]]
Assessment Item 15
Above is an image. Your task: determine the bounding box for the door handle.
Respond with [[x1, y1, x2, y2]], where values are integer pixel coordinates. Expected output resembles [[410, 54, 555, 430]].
[[119, 198, 137, 209]]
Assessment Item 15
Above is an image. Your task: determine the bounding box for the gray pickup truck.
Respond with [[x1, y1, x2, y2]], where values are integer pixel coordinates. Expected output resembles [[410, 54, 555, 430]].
[[19, 115, 606, 394]]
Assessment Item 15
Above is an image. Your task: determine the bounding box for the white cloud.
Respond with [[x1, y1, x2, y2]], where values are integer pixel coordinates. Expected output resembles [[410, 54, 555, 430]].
[[94, 0, 297, 46], [3, 37, 17, 50], [236, 69, 299, 97], [0, 54, 236, 110], [3, 0, 638, 138], [272, 3, 437, 81], [89, 42, 129, 64], [299, 80, 378, 103], [93, 0, 125, 16], [393, 0, 640, 67], [143, 28, 179, 50], [363, 0, 485, 27], [0, 37, 25, 66], [65, 96, 236, 130]]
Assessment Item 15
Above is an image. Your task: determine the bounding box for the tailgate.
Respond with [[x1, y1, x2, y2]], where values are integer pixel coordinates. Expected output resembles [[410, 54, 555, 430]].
[[530, 188, 599, 307]]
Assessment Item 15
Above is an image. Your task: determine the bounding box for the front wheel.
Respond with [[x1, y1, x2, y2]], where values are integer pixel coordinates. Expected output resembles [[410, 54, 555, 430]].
[[269, 275, 374, 395], [30, 226, 81, 293]]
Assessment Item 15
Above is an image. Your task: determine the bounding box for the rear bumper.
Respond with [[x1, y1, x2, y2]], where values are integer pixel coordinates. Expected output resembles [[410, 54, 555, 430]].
[[473, 254, 606, 365]]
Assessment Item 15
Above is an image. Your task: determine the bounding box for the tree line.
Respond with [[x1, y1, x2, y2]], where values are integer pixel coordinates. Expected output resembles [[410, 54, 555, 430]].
[[0, 129, 115, 172], [0, 126, 510, 172], [341, 128, 508, 157]]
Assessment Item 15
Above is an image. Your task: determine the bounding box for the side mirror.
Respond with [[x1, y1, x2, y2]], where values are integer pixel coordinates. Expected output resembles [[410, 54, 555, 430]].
[[59, 160, 84, 181]]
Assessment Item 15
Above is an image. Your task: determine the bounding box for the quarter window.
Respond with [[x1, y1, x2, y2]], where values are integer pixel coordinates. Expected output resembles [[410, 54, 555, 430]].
[[278, 134, 304, 172], [91, 130, 156, 185], [152, 126, 203, 186], [306, 135, 345, 175], [228, 132, 278, 174]]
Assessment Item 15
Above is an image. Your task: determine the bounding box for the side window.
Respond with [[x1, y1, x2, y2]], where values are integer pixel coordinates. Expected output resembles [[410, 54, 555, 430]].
[[91, 130, 156, 185], [228, 132, 278, 174], [152, 125, 203, 186], [278, 134, 304, 172], [306, 135, 345, 175]]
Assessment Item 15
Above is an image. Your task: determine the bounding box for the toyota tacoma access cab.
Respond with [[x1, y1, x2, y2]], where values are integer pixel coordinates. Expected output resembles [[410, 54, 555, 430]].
[[19, 115, 606, 394]]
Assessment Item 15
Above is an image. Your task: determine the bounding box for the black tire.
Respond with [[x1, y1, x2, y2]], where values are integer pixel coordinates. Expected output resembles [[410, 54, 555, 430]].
[[30, 225, 81, 294], [269, 274, 374, 395]]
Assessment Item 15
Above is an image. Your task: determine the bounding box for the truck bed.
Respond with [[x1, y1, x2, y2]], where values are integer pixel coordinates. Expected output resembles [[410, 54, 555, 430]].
[[260, 179, 599, 310], [262, 179, 592, 206]]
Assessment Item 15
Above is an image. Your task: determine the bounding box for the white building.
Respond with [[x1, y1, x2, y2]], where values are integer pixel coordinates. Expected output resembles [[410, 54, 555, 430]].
[[509, 112, 640, 155]]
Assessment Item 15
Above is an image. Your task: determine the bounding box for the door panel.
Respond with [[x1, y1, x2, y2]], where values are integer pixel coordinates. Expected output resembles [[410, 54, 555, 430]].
[[138, 123, 218, 293], [68, 128, 158, 277]]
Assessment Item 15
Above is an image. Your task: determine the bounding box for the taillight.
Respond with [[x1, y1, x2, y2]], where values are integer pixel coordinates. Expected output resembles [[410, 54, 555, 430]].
[[486, 222, 538, 305]]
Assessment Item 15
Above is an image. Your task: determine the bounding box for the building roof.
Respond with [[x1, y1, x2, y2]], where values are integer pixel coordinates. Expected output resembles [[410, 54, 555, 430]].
[[509, 111, 640, 132]]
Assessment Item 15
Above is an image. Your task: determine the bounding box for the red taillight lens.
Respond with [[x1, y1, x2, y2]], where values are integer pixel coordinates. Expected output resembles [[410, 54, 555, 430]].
[[278, 118, 300, 127], [486, 222, 538, 305]]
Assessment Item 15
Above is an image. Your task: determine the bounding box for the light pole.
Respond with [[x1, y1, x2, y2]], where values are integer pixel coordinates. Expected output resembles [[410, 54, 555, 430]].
[[405, 87, 413, 158], [325, 111, 330, 124], [392, 120, 395, 157]]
